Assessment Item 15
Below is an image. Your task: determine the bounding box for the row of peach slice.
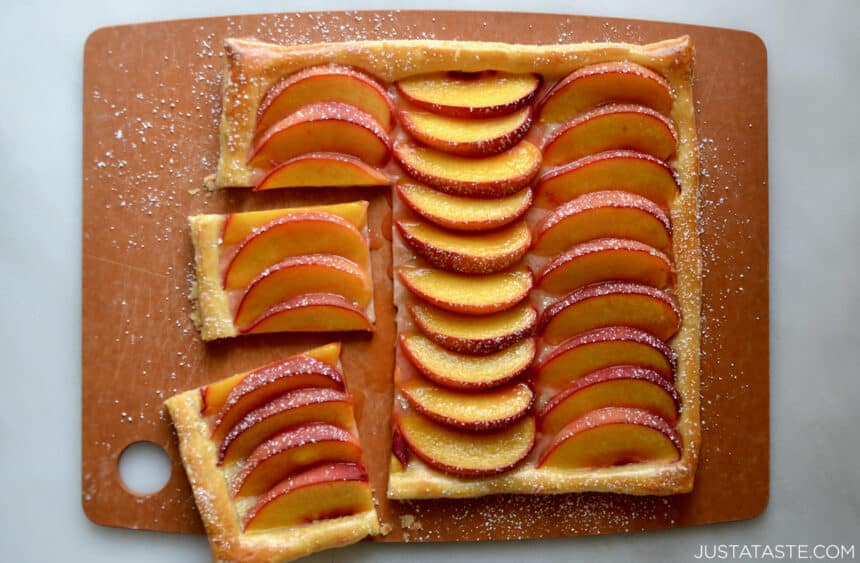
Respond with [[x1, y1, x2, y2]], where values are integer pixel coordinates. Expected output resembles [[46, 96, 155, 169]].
[[218, 202, 374, 333], [392, 70, 543, 477], [249, 65, 395, 190], [198, 343, 374, 531], [530, 61, 685, 469]]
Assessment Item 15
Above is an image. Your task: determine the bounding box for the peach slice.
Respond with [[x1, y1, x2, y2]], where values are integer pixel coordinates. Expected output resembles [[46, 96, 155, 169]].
[[219, 387, 353, 464], [396, 411, 535, 476], [244, 462, 372, 531], [399, 105, 531, 156], [234, 255, 371, 329], [220, 201, 367, 246], [401, 379, 534, 431], [396, 219, 531, 275], [256, 65, 393, 135], [395, 141, 541, 198], [538, 407, 681, 469], [536, 150, 681, 209], [223, 211, 368, 290], [210, 356, 344, 441], [396, 71, 540, 118], [391, 426, 409, 469], [543, 104, 678, 165], [398, 267, 532, 315], [397, 182, 532, 232], [240, 293, 373, 335], [248, 102, 391, 169], [535, 326, 677, 389], [253, 153, 390, 191], [409, 301, 537, 355], [199, 343, 341, 417], [538, 366, 680, 436], [533, 190, 672, 256], [539, 282, 681, 344], [537, 238, 674, 294], [232, 422, 363, 497], [538, 61, 673, 123], [400, 334, 535, 390]]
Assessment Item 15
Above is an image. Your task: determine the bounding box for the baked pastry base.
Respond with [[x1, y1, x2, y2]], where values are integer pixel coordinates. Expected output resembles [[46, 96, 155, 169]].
[[166, 390, 380, 562]]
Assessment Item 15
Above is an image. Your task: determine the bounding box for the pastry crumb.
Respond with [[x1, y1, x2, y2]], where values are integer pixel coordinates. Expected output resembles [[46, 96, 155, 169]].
[[400, 514, 423, 530]]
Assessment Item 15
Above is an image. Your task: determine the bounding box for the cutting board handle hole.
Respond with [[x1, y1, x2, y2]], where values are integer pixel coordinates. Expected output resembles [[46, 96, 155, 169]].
[[118, 441, 172, 496]]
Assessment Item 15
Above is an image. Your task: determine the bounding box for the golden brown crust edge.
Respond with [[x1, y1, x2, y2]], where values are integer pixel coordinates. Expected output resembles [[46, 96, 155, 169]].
[[388, 35, 701, 499], [216, 36, 694, 188], [189, 214, 238, 341], [165, 391, 380, 563]]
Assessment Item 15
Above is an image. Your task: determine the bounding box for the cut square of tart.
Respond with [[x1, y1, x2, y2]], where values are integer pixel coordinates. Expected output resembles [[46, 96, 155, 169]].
[[213, 35, 701, 500], [165, 342, 380, 562], [190, 201, 375, 341]]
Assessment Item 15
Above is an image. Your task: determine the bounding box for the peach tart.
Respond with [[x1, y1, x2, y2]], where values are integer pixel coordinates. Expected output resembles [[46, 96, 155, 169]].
[[209, 36, 702, 504]]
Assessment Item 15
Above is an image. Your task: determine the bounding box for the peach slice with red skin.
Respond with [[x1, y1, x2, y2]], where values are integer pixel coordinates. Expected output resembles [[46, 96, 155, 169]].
[[240, 293, 373, 335], [396, 219, 531, 275], [538, 366, 680, 436], [397, 182, 532, 232], [398, 105, 532, 156], [220, 202, 367, 246], [391, 426, 410, 469], [396, 71, 540, 118], [234, 254, 371, 329], [400, 378, 534, 431], [231, 422, 363, 497], [538, 407, 682, 469], [535, 326, 677, 389], [400, 334, 535, 390], [409, 301, 537, 355], [199, 343, 341, 417], [396, 411, 535, 476], [543, 104, 678, 165], [397, 267, 532, 315], [533, 190, 672, 256], [394, 141, 541, 198], [536, 150, 681, 209], [255, 64, 393, 136], [223, 211, 368, 290], [248, 102, 391, 169], [253, 153, 390, 191], [243, 462, 372, 531], [218, 387, 354, 464], [210, 356, 344, 441], [537, 61, 673, 123], [537, 238, 674, 294], [539, 282, 681, 344]]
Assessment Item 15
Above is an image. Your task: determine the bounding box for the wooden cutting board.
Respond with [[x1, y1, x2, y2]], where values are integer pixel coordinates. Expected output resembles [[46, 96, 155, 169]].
[[82, 10, 769, 541]]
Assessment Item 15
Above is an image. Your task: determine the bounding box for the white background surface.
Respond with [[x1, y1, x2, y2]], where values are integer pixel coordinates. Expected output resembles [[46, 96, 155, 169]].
[[2, 0, 859, 561]]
